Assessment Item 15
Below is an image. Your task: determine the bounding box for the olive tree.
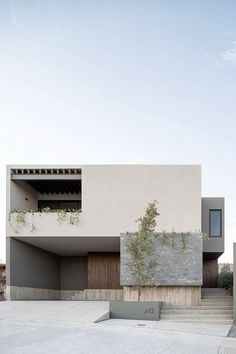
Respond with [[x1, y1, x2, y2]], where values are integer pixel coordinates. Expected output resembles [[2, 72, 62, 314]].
[[126, 201, 159, 300]]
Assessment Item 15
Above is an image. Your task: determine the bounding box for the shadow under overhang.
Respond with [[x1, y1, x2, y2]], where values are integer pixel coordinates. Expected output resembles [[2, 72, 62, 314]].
[[13, 236, 120, 256], [203, 252, 223, 260], [27, 179, 81, 195]]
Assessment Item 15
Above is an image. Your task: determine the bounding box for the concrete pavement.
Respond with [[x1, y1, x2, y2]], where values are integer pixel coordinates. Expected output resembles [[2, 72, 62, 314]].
[[0, 301, 236, 354]]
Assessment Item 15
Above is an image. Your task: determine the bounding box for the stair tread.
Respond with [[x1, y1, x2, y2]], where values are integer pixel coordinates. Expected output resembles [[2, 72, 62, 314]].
[[160, 289, 233, 323], [163, 304, 233, 309], [162, 310, 233, 313], [162, 314, 232, 316], [201, 300, 233, 302], [161, 288, 233, 324], [161, 320, 233, 323]]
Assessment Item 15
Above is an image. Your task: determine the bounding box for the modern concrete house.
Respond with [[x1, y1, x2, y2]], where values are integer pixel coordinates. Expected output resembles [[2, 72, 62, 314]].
[[6, 165, 225, 304]]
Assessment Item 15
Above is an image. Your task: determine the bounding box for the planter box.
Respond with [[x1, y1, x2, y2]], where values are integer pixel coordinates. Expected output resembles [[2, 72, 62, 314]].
[[109, 301, 162, 321]]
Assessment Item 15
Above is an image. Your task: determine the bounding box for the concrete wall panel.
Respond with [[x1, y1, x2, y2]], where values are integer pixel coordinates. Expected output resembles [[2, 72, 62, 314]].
[[7, 238, 60, 290], [202, 197, 224, 254], [60, 256, 87, 290], [10, 181, 37, 211], [6, 286, 60, 300]]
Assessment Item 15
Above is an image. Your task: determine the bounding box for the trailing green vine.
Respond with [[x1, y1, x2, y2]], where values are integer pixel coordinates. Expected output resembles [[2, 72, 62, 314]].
[[30, 210, 36, 233], [8, 208, 81, 233], [180, 231, 191, 250], [69, 210, 80, 225], [57, 209, 67, 223], [154, 228, 192, 250], [8, 209, 27, 233]]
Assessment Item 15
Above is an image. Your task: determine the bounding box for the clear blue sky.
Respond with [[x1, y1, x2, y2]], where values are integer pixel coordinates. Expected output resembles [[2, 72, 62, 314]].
[[0, 0, 236, 262]]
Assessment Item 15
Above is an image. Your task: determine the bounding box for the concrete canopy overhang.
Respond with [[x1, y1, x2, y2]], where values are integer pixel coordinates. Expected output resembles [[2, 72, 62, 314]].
[[12, 236, 120, 256]]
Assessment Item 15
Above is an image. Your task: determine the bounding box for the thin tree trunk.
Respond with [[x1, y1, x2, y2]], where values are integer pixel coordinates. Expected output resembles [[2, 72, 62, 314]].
[[138, 285, 141, 301]]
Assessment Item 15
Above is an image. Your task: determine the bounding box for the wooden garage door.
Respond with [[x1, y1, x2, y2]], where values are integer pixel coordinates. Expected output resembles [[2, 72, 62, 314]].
[[88, 253, 121, 289]]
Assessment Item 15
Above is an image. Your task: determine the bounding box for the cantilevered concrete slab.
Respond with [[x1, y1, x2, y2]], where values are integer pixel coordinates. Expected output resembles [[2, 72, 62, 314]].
[[12, 236, 120, 256]]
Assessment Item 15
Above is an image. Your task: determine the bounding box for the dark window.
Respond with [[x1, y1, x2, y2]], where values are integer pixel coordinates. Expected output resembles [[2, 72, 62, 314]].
[[209, 209, 222, 237], [38, 200, 81, 211]]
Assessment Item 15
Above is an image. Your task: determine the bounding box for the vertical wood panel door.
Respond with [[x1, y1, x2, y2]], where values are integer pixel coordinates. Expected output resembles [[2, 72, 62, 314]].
[[88, 253, 121, 289], [203, 259, 218, 288]]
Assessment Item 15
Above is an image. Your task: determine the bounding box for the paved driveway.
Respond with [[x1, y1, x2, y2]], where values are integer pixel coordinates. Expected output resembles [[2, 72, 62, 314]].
[[0, 301, 236, 354], [0, 301, 109, 325]]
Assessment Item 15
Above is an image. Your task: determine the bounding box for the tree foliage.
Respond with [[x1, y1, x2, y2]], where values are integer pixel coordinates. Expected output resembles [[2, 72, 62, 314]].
[[219, 264, 233, 295], [126, 201, 159, 300]]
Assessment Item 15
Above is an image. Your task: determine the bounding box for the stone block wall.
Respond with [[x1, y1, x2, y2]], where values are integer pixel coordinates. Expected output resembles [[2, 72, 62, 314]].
[[120, 232, 202, 286]]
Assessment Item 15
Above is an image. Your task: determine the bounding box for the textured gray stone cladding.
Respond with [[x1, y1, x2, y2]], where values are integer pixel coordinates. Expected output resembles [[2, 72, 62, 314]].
[[120, 232, 202, 286]]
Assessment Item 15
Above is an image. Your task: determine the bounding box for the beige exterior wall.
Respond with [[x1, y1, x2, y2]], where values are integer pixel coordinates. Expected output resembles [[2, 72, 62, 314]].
[[10, 180, 37, 210], [7, 165, 201, 237]]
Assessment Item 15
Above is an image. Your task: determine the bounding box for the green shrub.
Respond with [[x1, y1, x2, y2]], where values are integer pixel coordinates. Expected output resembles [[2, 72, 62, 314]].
[[219, 264, 233, 295]]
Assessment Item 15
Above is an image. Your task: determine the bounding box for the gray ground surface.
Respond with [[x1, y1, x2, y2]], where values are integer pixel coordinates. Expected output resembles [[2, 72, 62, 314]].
[[228, 326, 236, 338], [0, 301, 236, 354]]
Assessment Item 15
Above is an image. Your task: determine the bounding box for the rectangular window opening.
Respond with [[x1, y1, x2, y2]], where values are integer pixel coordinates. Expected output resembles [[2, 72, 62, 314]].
[[38, 200, 81, 211], [209, 209, 222, 237]]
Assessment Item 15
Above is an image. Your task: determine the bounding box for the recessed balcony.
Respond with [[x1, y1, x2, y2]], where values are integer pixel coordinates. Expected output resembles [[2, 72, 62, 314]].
[[8, 168, 82, 236], [8, 210, 82, 236]]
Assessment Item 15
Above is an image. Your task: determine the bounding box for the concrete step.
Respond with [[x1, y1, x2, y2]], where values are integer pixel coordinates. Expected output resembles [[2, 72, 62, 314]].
[[201, 292, 229, 295], [201, 305, 233, 309], [201, 302, 233, 305], [160, 288, 233, 323], [201, 295, 233, 299], [201, 299, 233, 303], [202, 288, 228, 292], [162, 310, 233, 314], [202, 295, 233, 299], [201, 292, 228, 295], [161, 314, 233, 320], [201, 292, 228, 294], [161, 319, 233, 324], [163, 305, 233, 310], [201, 303, 233, 307]]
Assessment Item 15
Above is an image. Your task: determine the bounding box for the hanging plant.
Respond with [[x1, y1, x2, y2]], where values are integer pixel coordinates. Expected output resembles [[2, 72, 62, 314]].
[[8, 208, 81, 233], [69, 209, 80, 225], [57, 209, 67, 223], [8, 209, 27, 233]]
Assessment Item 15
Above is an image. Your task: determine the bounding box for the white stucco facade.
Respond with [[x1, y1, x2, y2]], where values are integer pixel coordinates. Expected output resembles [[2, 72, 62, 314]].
[[6, 164, 201, 237]]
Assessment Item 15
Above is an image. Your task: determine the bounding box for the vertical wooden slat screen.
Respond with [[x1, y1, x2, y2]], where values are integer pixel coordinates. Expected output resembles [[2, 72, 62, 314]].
[[88, 253, 122, 289], [203, 259, 218, 288]]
